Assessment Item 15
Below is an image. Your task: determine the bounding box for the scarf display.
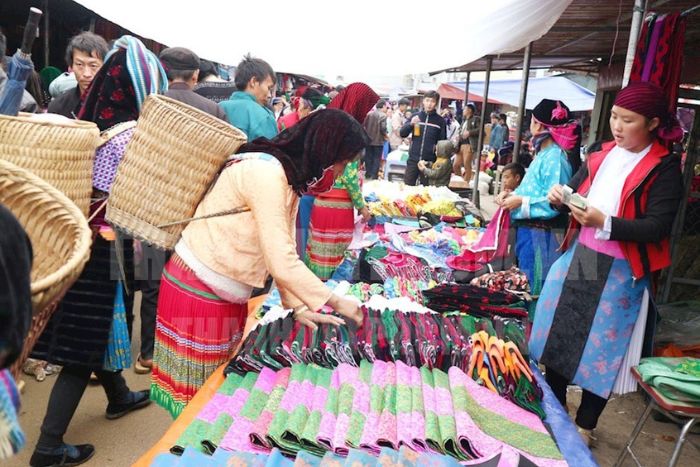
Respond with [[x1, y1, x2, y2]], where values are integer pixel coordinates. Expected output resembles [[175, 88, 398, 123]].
[[446, 208, 510, 272], [151, 444, 534, 466], [629, 13, 687, 114], [238, 109, 370, 194], [225, 304, 540, 417], [422, 283, 528, 319], [168, 362, 563, 466]]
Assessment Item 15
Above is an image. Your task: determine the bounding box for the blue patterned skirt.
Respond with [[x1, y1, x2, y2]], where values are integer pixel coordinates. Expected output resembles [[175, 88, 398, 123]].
[[529, 241, 649, 399]]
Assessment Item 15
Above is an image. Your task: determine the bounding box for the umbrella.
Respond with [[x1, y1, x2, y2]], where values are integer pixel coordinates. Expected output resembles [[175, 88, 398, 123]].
[[0, 8, 42, 116]]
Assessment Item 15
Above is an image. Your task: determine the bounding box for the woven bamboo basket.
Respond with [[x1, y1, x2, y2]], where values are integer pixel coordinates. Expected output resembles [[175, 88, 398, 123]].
[[106, 94, 247, 249], [0, 112, 101, 217], [0, 160, 92, 378]]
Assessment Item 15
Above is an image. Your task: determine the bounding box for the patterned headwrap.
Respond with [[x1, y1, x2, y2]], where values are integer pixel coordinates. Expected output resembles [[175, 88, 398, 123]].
[[614, 81, 684, 143], [106, 35, 168, 110], [78, 36, 167, 130], [237, 109, 370, 194], [327, 82, 380, 124]]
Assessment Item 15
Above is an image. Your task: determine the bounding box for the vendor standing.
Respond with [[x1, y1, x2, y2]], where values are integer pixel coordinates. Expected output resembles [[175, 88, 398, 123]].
[[496, 99, 579, 304], [529, 82, 683, 445], [151, 110, 367, 418]]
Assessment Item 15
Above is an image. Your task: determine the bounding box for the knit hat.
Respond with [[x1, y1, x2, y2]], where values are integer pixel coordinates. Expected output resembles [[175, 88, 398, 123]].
[[531, 99, 571, 126], [614, 81, 683, 143], [613, 81, 668, 121], [436, 140, 455, 158]]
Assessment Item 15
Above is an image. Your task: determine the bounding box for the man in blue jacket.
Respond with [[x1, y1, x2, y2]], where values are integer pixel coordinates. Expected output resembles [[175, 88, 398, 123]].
[[400, 91, 446, 186], [220, 55, 278, 141]]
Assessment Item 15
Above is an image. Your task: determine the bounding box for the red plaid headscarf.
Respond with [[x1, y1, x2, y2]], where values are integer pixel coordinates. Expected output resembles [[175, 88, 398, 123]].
[[327, 82, 380, 124], [614, 81, 683, 143]]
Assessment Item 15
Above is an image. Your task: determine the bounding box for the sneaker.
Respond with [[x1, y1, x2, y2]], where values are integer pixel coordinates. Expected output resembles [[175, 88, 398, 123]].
[[105, 390, 151, 420], [30, 443, 95, 467]]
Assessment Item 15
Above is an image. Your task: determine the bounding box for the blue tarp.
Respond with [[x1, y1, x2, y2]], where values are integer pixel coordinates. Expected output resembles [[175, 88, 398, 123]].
[[449, 76, 596, 112]]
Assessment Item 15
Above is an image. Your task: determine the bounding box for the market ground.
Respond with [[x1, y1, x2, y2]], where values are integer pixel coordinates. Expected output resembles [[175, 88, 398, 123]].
[[9, 196, 700, 467]]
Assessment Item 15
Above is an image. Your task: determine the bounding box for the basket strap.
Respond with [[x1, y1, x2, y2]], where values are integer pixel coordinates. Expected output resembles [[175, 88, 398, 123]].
[[157, 206, 250, 229]]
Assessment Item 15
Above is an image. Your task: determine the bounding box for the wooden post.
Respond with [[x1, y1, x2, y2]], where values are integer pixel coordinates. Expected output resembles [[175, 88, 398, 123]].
[[513, 43, 532, 163], [472, 56, 492, 208]]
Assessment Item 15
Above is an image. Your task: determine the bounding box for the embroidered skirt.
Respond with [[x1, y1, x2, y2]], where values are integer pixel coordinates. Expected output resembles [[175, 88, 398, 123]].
[[529, 241, 649, 399], [305, 188, 355, 280], [151, 255, 247, 418]]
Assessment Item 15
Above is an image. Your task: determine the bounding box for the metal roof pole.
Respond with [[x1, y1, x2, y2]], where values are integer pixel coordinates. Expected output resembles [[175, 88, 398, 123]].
[[463, 71, 471, 105], [623, 0, 646, 86], [42, 0, 49, 68], [513, 43, 532, 163], [472, 56, 492, 208]]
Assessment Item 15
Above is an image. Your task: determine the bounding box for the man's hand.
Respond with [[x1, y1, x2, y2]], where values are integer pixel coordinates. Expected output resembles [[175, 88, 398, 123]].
[[411, 116, 420, 125], [501, 195, 523, 211], [570, 204, 605, 228]]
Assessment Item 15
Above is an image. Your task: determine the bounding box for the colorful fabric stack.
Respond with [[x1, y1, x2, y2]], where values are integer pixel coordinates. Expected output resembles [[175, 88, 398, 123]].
[[0, 369, 24, 459], [225, 307, 541, 416], [152, 445, 532, 466], [423, 283, 528, 319], [167, 362, 564, 466]]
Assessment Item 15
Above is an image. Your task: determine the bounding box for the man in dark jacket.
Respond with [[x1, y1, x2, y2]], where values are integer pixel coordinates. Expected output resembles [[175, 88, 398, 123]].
[[362, 99, 388, 179], [160, 47, 228, 121], [400, 91, 446, 185], [47, 32, 109, 118]]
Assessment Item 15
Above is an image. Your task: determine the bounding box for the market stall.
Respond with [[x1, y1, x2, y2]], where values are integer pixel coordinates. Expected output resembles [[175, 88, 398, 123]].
[[134, 188, 597, 467]]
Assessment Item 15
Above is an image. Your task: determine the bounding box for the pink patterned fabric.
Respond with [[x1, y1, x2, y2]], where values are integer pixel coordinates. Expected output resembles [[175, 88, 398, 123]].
[[578, 226, 625, 259]]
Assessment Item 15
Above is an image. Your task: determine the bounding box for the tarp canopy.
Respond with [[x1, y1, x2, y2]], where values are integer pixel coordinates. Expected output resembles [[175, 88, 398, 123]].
[[443, 76, 596, 112], [436, 84, 504, 104], [72, 0, 573, 77]]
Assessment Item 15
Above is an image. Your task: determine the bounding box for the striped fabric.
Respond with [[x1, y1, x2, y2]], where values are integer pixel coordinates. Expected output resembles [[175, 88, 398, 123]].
[[168, 362, 565, 465], [151, 255, 247, 419], [305, 188, 355, 280], [107, 35, 168, 110]]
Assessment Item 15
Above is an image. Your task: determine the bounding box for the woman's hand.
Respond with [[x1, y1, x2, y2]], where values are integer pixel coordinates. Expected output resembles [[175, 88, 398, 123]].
[[293, 307, 345, 331], [501, 195, 523, 211], [547, 184, 565, 206], [495, 190, 510, 206], [359, 207, 372, 223], [570, 204, 606, 228], [328, 294, 363, 326]]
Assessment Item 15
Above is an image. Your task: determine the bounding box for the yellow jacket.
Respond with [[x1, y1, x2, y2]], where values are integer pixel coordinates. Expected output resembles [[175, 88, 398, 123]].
[[181, 154, 331, 311]]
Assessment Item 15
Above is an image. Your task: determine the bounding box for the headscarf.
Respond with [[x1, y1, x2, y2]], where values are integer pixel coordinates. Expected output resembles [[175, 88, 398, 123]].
[[531, 99, 579, 152], [613, 81, 683, 144], [78, 37, 166, 130], [106, 36, 168, 111], [237, 109, 370, 194], [327, 82, 380, 124]]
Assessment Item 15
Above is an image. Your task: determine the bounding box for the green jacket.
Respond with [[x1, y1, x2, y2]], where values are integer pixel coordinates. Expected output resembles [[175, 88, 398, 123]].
[[219, 91, 278, 141]]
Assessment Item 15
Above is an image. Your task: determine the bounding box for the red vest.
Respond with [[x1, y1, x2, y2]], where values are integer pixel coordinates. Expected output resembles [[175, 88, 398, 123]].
[[562, 140, 672, 279]]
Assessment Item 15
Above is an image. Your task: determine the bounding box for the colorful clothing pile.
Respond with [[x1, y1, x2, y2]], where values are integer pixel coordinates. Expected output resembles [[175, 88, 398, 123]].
[[423, 283, 528, 319], [471, 267, 530, 297], [169, 362, 564, 466], [225, 307, 539, 416], [153, 444, 533, 466], [0, 369, 24, 459]]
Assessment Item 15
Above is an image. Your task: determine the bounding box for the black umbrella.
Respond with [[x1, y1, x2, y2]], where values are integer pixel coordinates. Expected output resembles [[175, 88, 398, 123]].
[[0, 7, 43, 116]]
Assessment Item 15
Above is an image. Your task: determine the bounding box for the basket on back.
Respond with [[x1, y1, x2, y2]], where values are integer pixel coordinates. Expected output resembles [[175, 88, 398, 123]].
[[0, 159, 92, 378], [0, 112, 101, 217], [106, 94, 247, 249]]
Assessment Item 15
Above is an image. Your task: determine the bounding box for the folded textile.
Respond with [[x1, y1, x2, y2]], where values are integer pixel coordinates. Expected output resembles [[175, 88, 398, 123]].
[[638, 357, 700, 403]]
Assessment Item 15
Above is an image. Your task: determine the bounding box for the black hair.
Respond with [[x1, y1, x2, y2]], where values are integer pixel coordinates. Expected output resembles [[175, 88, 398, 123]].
[[466, 103, 476, 112], [234, 54, 276, 91], [398, 98, 410, 106], [166, 68, 196, 82], [65, 32, 109, 68], [198, 59, 218, 82], [502, 162, 525, 179], [424, 90, 440, 102], [499, 113, 507, 123], [376, 99, 386, 109]]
